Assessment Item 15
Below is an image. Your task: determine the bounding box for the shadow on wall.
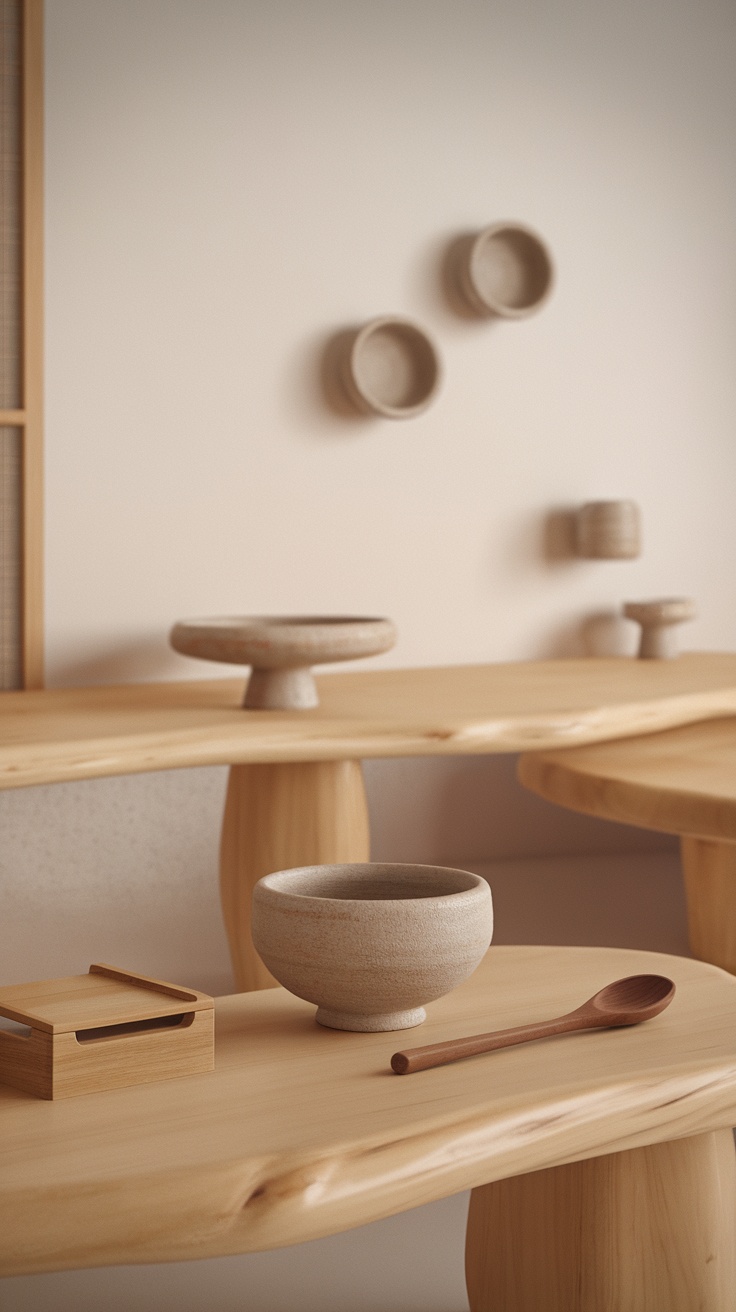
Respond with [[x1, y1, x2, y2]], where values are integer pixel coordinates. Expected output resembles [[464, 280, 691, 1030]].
[[48, 636, 252, 690], [49, 635, 181, 687], [365, 754, 676, 866], [494, 506, 638, 658], [477, 851, 689, 957], [535, 612, 638, 658], [365, 754, 686, 956]]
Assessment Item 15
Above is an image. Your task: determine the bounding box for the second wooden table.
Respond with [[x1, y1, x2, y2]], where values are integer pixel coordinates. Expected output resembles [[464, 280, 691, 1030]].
[[519, 714, 736, 977]]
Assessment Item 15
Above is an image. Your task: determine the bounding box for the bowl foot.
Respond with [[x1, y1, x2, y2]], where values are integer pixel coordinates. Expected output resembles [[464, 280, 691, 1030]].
[[315, 1005, 427, 1032], [244, 666, 318, 710]]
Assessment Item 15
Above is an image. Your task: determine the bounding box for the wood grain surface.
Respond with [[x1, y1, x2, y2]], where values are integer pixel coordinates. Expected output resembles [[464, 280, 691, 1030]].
[[466, 1129, 736, 1311], [0, 964, 210, 1032], [0, 1009, 215, 1102], [2, 944, 736, 1275], [681, 837, 736, 976], [4, 654, 736, 788]]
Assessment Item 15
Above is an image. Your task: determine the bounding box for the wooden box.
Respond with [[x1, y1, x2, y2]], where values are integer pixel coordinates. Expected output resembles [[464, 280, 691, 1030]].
[[0, 963, 214, 1099]]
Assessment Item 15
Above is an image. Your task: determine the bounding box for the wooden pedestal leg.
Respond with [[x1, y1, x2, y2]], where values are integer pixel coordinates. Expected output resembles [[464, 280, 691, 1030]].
[[465, 1129, 736, 1311], [219, 759, 370, 991], [681, 836, 736, 975]]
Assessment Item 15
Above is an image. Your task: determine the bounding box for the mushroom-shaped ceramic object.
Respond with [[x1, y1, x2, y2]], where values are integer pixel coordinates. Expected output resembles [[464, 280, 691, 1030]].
[[456, 222, 553, 318], [576, 501, 642, 560], [623, 598, 697, 659], [170, 615, 397, 709], [251, 863, 494, 1031], [339, 316, 441, 418]]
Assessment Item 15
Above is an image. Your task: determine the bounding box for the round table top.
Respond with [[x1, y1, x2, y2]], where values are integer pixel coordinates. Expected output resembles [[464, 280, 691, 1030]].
[[519, 715, 736, 841]]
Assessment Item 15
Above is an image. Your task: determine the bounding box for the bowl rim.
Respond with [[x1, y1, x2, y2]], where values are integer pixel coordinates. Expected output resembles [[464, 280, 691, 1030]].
[[623, 598, 696, 623], [171, 615, 395, 633], [254, 862, 489, 906]]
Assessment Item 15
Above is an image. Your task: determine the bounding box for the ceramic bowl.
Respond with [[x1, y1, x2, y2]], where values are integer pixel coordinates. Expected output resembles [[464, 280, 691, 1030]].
[[339, 317, 441, 418], [170, 614, 396, 709], [251, 862, 493, 1031], [458, 222, 553, 318], [576, 500, 642, 559]]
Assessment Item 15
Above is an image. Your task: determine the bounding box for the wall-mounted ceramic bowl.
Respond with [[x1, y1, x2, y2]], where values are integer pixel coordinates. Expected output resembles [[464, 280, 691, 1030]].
[[457, 222, 553, 318], [251, 862, 494, 1031], [338, 316, 441, 418], [576, 500, 642, 559], [170, 614, 396, 709], [623, 598, 696, 659]]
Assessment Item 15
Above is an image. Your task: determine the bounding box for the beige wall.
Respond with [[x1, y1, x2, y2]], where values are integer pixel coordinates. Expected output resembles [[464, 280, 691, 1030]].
[[43, 0, 736, 680], [2, 0, 735, 1307]]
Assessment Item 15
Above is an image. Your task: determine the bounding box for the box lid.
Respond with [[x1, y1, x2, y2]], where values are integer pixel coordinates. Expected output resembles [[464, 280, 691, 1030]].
[[0, 964, 212, 1034]]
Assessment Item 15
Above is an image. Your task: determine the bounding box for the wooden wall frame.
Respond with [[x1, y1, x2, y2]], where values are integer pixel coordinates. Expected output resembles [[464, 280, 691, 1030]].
[[0, 0, 43, 688]]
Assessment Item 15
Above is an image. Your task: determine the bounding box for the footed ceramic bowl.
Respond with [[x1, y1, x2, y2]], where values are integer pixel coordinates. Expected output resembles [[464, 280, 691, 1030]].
[[251, 863, 493, 1032], [170, 614, 396, 709]]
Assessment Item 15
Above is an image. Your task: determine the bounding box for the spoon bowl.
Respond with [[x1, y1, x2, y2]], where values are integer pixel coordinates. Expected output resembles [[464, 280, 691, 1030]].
[[587, 974, 676, 1025]]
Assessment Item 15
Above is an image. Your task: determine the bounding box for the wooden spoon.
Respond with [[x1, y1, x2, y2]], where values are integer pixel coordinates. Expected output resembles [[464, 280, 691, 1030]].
[[390, 973, 675, 1075]]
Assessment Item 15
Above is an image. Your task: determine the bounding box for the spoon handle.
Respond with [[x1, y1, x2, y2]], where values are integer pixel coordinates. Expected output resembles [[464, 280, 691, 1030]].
[[391, 1009, 593, 1075]]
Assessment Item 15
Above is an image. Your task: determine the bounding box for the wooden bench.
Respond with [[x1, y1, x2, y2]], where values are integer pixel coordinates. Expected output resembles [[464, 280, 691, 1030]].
[[3, 944, 736, 1309]]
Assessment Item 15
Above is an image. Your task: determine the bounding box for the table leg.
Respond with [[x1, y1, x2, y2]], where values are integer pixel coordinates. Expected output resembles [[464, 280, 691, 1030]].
[[219, 760, 370, 991], [681, 837, 736, 975], [465, 1129, 736, 1311]]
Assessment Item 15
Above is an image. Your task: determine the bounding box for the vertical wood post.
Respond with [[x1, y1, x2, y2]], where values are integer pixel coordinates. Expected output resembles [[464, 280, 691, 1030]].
[[681, 836, 736, 975], [219, 759, 370, 991], [466, 1130, 736, 1311], [20, 0, 44, 688]]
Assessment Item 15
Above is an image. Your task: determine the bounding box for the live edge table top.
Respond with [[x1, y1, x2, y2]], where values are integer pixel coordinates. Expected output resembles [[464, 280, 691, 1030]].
[[3, 653, 736, 789], [2, 945, 736, 1276]]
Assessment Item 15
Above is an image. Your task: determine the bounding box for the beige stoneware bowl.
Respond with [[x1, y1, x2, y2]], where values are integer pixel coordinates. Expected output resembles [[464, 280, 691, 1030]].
[[251, 862, 494, 1032], [458, 222, 553, 318], [339, 317, 441, 419]]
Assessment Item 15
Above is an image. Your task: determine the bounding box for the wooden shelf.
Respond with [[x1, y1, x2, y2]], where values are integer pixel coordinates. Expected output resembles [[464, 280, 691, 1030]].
[[2, 944, 736, 1275], [4, 654, 736, 789]]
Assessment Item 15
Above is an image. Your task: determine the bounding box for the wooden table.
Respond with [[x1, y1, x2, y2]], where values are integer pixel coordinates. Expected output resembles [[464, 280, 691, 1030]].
[[520, 716, 736, 978], [5, 655, 736, 990], [3, 945, 736, 1309]]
